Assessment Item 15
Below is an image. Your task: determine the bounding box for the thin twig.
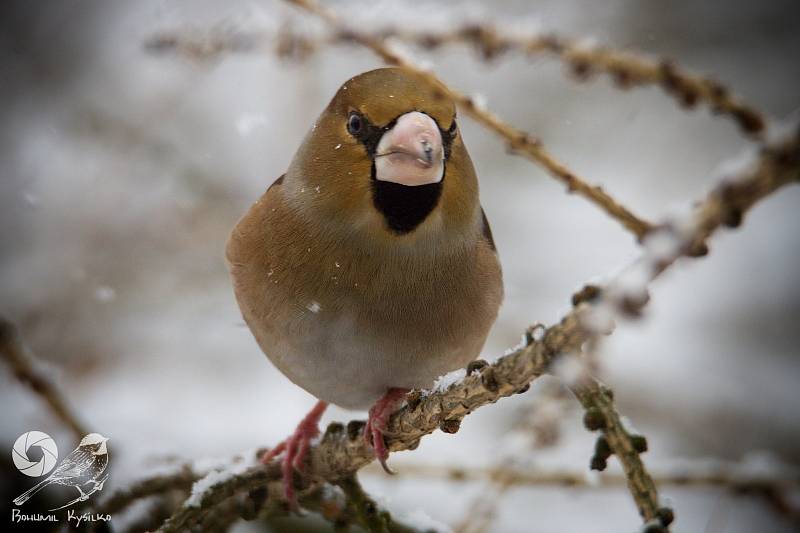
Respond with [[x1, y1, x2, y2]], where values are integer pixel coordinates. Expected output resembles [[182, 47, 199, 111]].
[[337, 474, 423, 533], [351, 26, 766, 138], [153, 461, 426, 533], [453, 381, 572, 533], [452, 469, 514, 533], [0, 317, 89, 440], [146, 23, 766, 138], [93, 465, 197, 516], [362, 462, 800, 490], [373, 460, 800, 528], [156, 462, 275, 532], [572, 379, 663, 524], [97, 455, 800, 530]]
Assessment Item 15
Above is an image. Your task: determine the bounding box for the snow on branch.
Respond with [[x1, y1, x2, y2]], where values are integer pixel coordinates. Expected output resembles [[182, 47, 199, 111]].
[[132, 120, 798, 531], [146, 17, 766, 139]]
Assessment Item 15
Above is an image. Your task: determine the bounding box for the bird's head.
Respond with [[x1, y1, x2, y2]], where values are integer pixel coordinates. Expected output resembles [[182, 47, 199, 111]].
[[79, 433, 109, 455], [285, 67, 479, 247]]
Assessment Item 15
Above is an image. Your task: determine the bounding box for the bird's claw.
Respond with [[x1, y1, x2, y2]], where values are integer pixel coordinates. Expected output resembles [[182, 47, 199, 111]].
[[260, 401, 327, 511], [92, 474, 109, 493], [365, 419, 396, 474], [364, 388, 409, 475]]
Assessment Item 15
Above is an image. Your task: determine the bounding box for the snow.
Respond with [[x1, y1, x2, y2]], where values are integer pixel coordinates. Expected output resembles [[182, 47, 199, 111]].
[[23, 191, 39, 207], [609, 261, 652, 304], [471, 92, 488, 112], [400, 508, 453, 533], [765, 113, 799, 144], [584, 469, 601, 487], [185, 451, 258, 508], [235, 113, 268, 137], [736, 450, 797, 480], [185, 469, 228, 508], [431, 368, 467, 393], [502, 333, 530, 355], [579, 301, 616, 335], [551, 352, 589, 386], [642, 229, 683, 264], [93, 285, 116, 303]]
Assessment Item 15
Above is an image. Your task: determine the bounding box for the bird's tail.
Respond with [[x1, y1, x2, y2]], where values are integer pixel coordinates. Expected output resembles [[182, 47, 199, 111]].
[[13, 477, 50, 506]]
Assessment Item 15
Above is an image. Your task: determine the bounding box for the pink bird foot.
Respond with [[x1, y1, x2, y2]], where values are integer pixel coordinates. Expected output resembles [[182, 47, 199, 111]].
[[260, 400, 328, 509], [364, 388, 409, 474]]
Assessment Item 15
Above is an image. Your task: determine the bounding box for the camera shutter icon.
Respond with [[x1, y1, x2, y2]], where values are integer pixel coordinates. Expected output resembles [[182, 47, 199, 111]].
[[12, 431, 59, 477]]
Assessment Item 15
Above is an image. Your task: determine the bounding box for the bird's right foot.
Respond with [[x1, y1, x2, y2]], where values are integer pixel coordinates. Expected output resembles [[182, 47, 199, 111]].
[[260, 400, 328, 510], [364, 388, 409, 474]]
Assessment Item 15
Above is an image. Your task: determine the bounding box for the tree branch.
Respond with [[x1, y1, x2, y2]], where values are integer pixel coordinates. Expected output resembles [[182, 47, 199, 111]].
[[573, 379, 666, 526], [353, 26, 766, 138], [93, 465, 197, 516], [0, 317, 89, 440], [146, 23, 766, 139], [362, 461, 800, 491], [151, 122, 798, 530], [336, 474, 424, 533]]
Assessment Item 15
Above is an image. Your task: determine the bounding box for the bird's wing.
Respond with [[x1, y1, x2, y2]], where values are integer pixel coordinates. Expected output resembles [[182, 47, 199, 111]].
[[50, 448, 93, 479], [225, 173, 285, 269], [268, 174, 285, 191], [480, 207, 497, 253]]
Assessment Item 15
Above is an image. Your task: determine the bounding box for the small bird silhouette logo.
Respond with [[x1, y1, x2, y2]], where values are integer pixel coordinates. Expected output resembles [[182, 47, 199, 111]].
[[13, 433, 110, 511]]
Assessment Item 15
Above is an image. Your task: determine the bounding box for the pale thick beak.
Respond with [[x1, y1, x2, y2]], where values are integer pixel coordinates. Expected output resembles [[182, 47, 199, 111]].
[[375, 111, 444, 186]]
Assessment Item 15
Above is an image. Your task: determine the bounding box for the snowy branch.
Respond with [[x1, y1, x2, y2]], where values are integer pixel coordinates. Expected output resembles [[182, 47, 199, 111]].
[[147, 120, 797, 530], [147, 23, 766, 140], [345, 26, 767, 138], [336, 474, 426, 533], [573, 379, 668, 527], [147, 461, 425, 533], [93, 465, 197, 516]]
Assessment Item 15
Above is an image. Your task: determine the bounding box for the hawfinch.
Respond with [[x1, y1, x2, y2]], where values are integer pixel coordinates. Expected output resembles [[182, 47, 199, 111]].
[[226, 67, 503, 505]]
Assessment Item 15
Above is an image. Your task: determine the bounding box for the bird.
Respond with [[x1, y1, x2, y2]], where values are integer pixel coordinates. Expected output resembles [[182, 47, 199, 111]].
[[226, 67, 503, 506], [13, 433, 109, 508]]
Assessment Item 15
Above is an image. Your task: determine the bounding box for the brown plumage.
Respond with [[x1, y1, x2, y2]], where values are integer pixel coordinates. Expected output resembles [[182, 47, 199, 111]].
[[226, 67, 502, 505]]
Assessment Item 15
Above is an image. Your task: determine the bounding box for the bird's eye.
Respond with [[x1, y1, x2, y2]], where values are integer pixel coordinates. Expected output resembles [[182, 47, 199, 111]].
[[347, 113, 363, 136], [448, 119, 458, 136]]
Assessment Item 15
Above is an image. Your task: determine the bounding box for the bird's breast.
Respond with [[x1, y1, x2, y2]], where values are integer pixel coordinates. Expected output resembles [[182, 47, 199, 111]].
[[227, 188, 502, 410]]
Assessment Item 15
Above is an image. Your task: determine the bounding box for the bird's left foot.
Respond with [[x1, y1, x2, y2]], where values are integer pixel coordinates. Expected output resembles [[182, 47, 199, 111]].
[[364, 388, 409, 474], [260, 400, 328, 510], [92, 474, 109, 492]]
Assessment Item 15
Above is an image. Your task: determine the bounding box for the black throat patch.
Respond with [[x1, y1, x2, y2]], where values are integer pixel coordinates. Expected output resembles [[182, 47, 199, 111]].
[[371, 177, 443, 234], [352, 110, 455, 235]]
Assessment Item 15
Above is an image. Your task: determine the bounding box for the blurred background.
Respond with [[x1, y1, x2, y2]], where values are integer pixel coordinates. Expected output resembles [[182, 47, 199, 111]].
[[1, 1, 799, 531]]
